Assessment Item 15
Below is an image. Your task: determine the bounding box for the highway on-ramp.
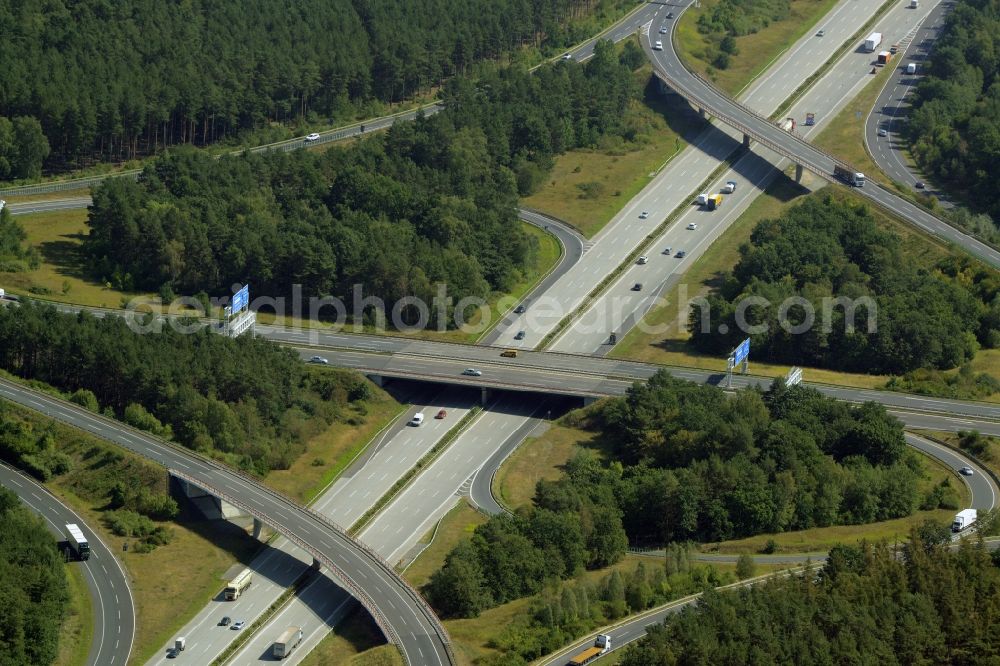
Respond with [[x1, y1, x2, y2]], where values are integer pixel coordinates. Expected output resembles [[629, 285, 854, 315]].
[[866, 0, 951, 196], [647, 0, 1000, 269], [0, 460, 135, 666], [0, 377, 454, 666]]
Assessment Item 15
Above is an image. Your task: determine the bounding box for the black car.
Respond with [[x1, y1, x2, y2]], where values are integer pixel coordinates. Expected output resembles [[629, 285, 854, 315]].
[[675, 250, 687, 258], [666, 12, 674, 19], [219, 616, 231, 626], [915, 181, 925, 189], [632, 283, 643, 291], [514, 330, 526, 340], [514, 304, 526, 314]]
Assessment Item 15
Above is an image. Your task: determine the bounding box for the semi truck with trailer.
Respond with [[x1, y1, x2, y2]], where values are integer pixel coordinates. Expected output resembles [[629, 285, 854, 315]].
[[225, 568, 253, 600], [864, 32, 882, 52], [952, 509, 977, 533], [568, 634, 611, 665], [834, 165, 865, 187], [706, 193, 723, 210], [273, 626, 304, 659], [65, 523, 90, 561]]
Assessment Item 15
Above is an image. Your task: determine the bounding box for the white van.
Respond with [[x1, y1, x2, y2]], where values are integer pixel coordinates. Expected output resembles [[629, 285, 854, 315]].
[[906, 63, 917, 74], [653, 40, 663, 51], [408, 413, 425, 427]]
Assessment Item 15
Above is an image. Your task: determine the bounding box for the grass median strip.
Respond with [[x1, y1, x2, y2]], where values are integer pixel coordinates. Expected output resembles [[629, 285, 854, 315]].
[[212, 568, 317, 666], [348, 407, 483, 538], [538, 147, 748, 350]]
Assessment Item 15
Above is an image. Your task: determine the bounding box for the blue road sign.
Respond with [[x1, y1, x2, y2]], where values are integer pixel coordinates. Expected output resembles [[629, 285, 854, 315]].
[[733, 338, 750, 365], [232, 285, 249, 314]]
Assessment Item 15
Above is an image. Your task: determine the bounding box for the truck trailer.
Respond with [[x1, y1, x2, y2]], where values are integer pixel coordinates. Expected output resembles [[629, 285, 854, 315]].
[[877, 51, 892, 65], [224, 568, 253, 600], [864, 32, 882, 52], [65, 523, 90, 561], [273, 626, 303, 659], [834, 165, 865, 187], [568, 634, 611, 665], [952, 509, 977, 533]]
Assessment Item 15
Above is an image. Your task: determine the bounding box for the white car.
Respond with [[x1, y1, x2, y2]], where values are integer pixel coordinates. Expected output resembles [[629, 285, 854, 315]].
[[309, 355, 329, 364], [305, 132, 321, 142], [878, 128, 888, 137], [639, 210, 649, 219], [562, 53, 573, 61], [659, 26, 668, 34], [662, 246, 672, 255], [959, 467, 974, 476], [0, 199, 5, 212], [408, 413, 425, 427], [462, 368, 482, 377], [637, 256, 648, 265], [687, 222, 698, 230], [723, 180, 737, 193], [231, 620, 246, 630], [653, 40, 663, 51]]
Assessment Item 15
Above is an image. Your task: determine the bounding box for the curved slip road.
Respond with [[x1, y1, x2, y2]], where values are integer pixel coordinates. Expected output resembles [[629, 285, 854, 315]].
[[647, 1, 1000, 269], [0, 461, 135, 666], [0, 377, 454, 666]]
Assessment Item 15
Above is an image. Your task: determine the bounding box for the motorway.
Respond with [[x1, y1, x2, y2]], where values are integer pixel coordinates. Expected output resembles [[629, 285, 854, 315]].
[[539, 429, 1000, 665], [866, 0, 951, 195], [0, 377, 454, 666], [0, 461, 135, 666], [2, 0, 997, 663], [646, 1, 1000, 270]]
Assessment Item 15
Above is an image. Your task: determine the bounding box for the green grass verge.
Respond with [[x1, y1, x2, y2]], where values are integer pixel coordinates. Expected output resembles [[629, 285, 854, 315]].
[[54, 563, 93, 666], [675, 0, 842, 96], [521, 55, 708, 238], [349, 407, 483, 538], [298, 606, 403, 666], [539, 148, 747, 350], [403, 500, 489, 589]]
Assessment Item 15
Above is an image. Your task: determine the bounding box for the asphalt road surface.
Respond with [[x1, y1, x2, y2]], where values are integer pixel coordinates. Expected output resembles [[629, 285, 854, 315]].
[[866, 1, 952, 195], [0, 461, 135, 666], [0, 378, 454, 666], [648, 0, 1000, 269]]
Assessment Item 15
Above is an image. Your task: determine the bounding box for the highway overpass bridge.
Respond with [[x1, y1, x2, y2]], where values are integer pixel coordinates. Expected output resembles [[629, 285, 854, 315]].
[[644, 0, 1000, 270], [0, 377, 455, 666]]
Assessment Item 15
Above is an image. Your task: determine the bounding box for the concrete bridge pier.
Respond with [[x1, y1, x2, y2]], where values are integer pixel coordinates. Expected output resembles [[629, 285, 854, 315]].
[[795, 163, 804, 182], [481, 387, 489, 406], [367, 374, 385, 387], [253, 517, 263, 540], [743, 133, 751, 147], [312, 557, 322, 571]]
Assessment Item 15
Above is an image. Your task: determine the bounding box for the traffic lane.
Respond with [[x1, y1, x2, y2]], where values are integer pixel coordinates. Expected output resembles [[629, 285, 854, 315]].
[[311, 387, 478, 525], [359, 396, 543, 565], [906, 433, 997, 511], [297, 338, 1000, 422], [0, 379, 451, 666], [549, 138, 781, 353], [228, 572, 355, 665], [741, 0, 880, 109], [6, 196, 93, 215], [649, 4, 1000, 269], [866, 2, 950, 192], [0, 461, 135, 666], [469, 410, 552, 515], [146, 537, 315, 665], [479, 210, 586, 347]]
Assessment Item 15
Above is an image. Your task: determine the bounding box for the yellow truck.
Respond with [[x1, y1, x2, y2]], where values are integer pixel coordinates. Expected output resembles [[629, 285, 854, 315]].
[[568, 634, 611, 665]]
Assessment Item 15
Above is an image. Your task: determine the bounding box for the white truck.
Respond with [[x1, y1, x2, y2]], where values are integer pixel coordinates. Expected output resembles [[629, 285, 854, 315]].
[[272, 626, 303, 659], [906, 62, 917, 75], [864, 32, 882, 52], [952, 509, 977, 533], [224, 568, 253, 600], [568, 634, 611, 665]]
